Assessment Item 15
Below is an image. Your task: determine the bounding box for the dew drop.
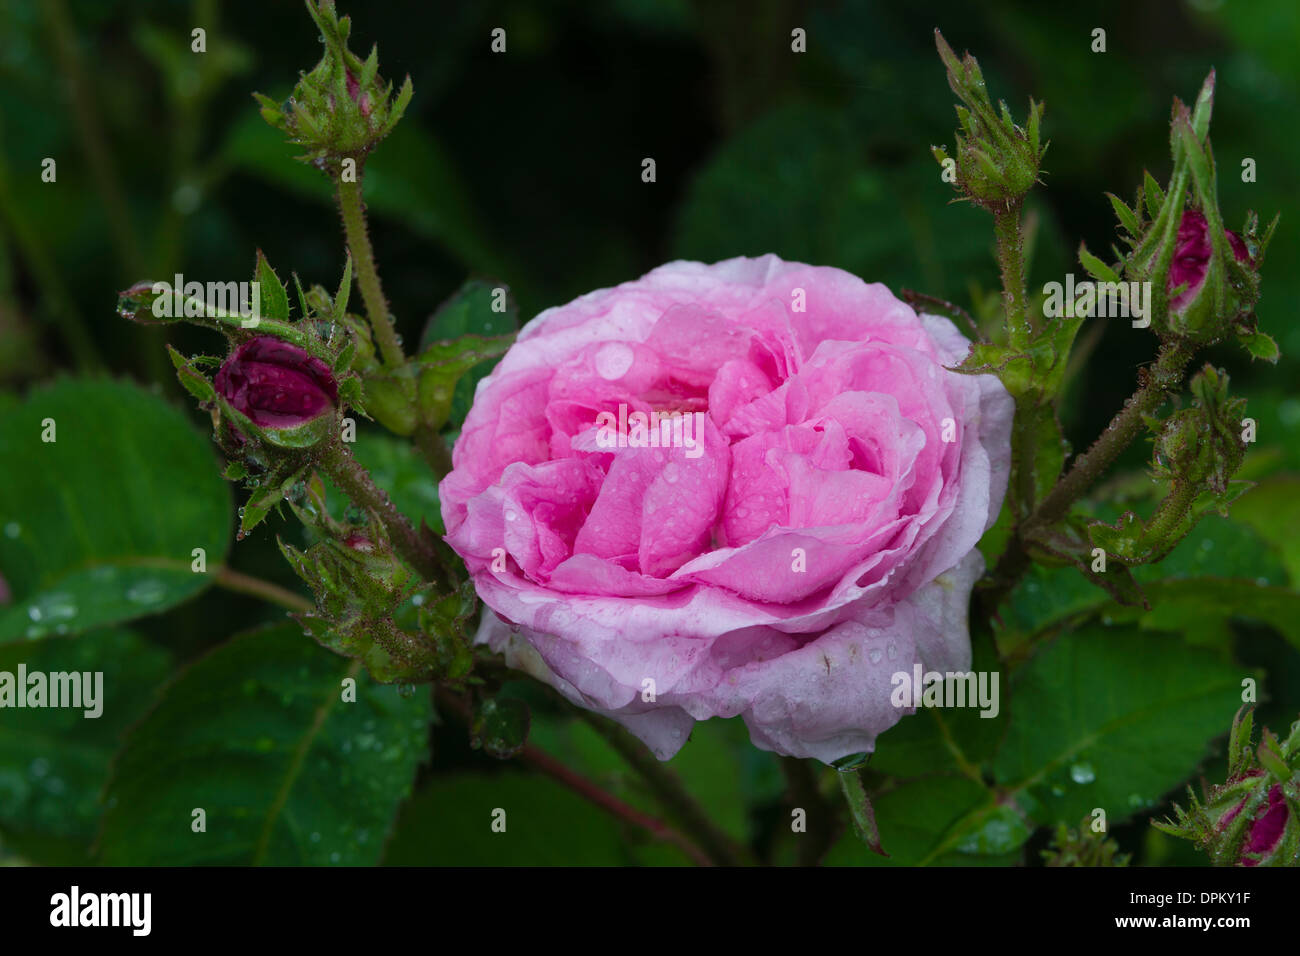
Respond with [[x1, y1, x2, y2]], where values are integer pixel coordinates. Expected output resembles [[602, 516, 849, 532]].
[[594, 342, 635, 381], [126, 579, 168, 605], [1069, 761, 1096, 785], [3, 522, 20, 539]]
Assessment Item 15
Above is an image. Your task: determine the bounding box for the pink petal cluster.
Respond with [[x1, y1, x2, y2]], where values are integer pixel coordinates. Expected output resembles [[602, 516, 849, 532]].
[[215, 336, 337, 429], [440, 256, 1012, 762], [1167, 209, 1251, 311]]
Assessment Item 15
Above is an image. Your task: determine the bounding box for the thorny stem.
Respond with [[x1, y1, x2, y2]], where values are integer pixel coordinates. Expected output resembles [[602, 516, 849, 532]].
[[577, 710, 755, 866], [336, 170, 405, 370], [319, 441, 445, 586], [992, 201, 1031, 347], [214, 566, 312, 613], [434, 689, 713, 866], [1030, 340, 1193, 528], [780, 757, 841, 865], [984, 340, 1194, 609]]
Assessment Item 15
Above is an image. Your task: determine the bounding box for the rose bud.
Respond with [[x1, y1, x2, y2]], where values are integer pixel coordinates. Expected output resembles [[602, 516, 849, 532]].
[[1240, 783, 1289, 866], [1156, 709, 1299, 866], [214, 336, 338, 448], [1161, 208, 1254, 340]]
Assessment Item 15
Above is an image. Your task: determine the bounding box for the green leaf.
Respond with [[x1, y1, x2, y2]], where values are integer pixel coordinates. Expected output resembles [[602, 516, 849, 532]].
[[1078, 241, 1121, 284], [1232, 477, 1300, 585], [994, 624, 1244, 827], [254, 250, 291, 322], [418, 280, 519, 429], [96, 622, 431, 864], [0, 629, 171, 864], [1106, 193, 1140, 236], [1239, 330, 1280, 363], [823, 776, 1021, 866], [414, 333, 516, 432], [166, 345, 216, 403], [0, 380, 231, 642], [1143, 170, 1166, 220], [383, 771, 635, 865], [420, 278, 519, 346]]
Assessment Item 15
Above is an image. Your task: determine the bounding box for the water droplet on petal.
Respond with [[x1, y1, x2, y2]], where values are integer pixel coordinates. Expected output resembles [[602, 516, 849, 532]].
[[1070, 762, 1096, 785], [594, 342, 635, 381]]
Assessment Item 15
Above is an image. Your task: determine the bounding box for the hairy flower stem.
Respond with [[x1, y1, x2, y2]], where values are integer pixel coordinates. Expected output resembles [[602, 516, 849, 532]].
[[983, 340, 1195, 613], [336, 170, 405, 370], [1029, 340, 1193, 529], [993, 201, 1032, 348], [578, 711, 755, 866], [990, 200, 1041, 529], [319, 442, 445, 586]]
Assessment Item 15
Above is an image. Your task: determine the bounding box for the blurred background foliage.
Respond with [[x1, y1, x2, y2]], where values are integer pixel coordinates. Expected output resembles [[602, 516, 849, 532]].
[[0, 0, 1297, 866]]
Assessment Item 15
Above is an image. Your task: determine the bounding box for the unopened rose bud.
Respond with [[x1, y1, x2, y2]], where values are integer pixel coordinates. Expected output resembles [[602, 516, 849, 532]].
[[215, 336, 338, 447], [346, 70, 372, 118], [1240, 782, 1289, 866], [1156, 708, 1299, 866], [1167, 209, 1252, 315]]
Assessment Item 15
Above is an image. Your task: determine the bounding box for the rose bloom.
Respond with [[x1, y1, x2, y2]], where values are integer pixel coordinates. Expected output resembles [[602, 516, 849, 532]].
[[441, 256, 1012, 762]]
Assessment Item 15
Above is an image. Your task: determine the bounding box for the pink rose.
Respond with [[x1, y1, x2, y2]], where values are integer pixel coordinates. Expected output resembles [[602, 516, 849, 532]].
[[440, 256, 1012, 762]]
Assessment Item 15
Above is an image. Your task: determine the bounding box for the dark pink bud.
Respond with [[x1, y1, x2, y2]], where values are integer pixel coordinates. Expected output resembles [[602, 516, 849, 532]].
[[1242, 784, 1288, 866], [215, 336, 337, 429], [1167, 209, 1251, 311], [346, 71, 372, 118]]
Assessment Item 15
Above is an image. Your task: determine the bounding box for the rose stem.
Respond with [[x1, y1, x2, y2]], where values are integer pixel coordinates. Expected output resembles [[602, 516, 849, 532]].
[[577, 710, 756, 866], [780, 756, 842, 865], [319, 441, 446, 587], [433, 689, 713, 866], [336, 167, 405, 370], [983, 339, 1194, 610], [1029, 339, 1192, 528], [214, 566, 312, 613], [992, 200, 1032, 348]]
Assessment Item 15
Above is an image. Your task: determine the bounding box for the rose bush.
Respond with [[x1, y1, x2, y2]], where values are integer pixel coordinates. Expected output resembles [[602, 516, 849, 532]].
[[440, 255, 1012, 762]]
